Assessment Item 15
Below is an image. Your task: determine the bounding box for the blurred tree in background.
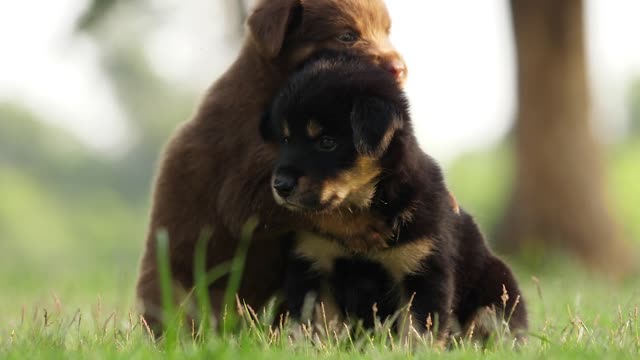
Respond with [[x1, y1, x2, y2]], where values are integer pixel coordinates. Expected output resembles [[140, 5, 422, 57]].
[[77, 1, 199, 201], [75, 0, 248, 202], [499, 0, 633, 276]]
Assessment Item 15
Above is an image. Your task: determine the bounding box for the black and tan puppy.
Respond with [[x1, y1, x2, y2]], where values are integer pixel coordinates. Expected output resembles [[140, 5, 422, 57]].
[[260, 53, 528, 338]]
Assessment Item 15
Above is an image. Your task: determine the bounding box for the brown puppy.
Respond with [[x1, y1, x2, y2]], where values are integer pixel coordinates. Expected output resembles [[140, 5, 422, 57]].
[[135, 0, 406, 329]]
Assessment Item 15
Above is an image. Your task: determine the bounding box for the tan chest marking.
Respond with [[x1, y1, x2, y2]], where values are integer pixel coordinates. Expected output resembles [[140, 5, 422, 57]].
[[368, 240, 434, 281], [294, 232, 434, 282], [308, 210, 392, 252], [294, 232, 348, 273]]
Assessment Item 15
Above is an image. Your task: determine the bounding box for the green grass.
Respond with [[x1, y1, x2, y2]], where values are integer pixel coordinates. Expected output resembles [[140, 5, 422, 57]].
[[1, 261, 639, 359], [1, 140, 640, 358]]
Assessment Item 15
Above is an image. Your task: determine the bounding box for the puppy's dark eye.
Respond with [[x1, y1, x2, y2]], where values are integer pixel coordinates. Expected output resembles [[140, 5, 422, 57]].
[[337, 31, 358, 44], [316, 136, 337, 152]]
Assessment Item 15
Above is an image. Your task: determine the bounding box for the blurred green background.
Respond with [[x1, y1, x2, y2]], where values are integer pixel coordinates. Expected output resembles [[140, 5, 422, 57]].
[[1, 0, 639, 326]]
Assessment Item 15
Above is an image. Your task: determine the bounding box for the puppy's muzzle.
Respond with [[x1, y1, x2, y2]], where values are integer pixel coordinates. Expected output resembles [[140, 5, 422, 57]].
[[384, 59, 407, 82], [273, 173, 297, 198]]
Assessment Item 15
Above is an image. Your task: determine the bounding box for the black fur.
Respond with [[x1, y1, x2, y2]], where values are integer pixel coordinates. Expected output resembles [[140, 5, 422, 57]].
[[261, 53, 528, 339], [331, 257, 398, 328]]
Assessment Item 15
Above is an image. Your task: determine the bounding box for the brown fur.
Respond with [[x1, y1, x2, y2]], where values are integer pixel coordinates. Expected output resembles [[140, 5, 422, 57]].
[[135, 0, 406, 329]]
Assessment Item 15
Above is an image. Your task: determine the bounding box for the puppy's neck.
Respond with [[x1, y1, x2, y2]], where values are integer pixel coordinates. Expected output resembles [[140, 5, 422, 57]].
[[372, 136, 450, 241]]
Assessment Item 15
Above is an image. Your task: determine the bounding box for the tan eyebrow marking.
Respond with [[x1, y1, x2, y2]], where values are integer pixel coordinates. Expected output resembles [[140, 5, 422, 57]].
[[283, 120, 290, 138], [306, 119, 323, 138]]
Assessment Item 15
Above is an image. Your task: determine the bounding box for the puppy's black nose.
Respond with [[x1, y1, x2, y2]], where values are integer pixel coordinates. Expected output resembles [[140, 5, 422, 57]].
[[273, 174, 297, 197]]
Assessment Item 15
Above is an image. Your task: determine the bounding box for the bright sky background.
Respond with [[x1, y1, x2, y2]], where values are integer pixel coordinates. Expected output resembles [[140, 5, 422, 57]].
[[1, 0, 639, 162]]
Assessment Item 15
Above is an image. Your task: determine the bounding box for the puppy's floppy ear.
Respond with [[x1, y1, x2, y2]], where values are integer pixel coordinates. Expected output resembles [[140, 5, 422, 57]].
[[351, 97, 404, 157], [248, 0, 303, 58]]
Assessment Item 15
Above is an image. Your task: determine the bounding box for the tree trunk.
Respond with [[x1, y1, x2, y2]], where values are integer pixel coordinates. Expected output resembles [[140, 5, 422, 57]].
[[499, 0, 632, 276]]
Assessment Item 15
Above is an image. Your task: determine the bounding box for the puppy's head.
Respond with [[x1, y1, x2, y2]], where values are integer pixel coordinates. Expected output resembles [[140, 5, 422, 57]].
[[247, 0, 407, 83], [260, 54, 410, 212]]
